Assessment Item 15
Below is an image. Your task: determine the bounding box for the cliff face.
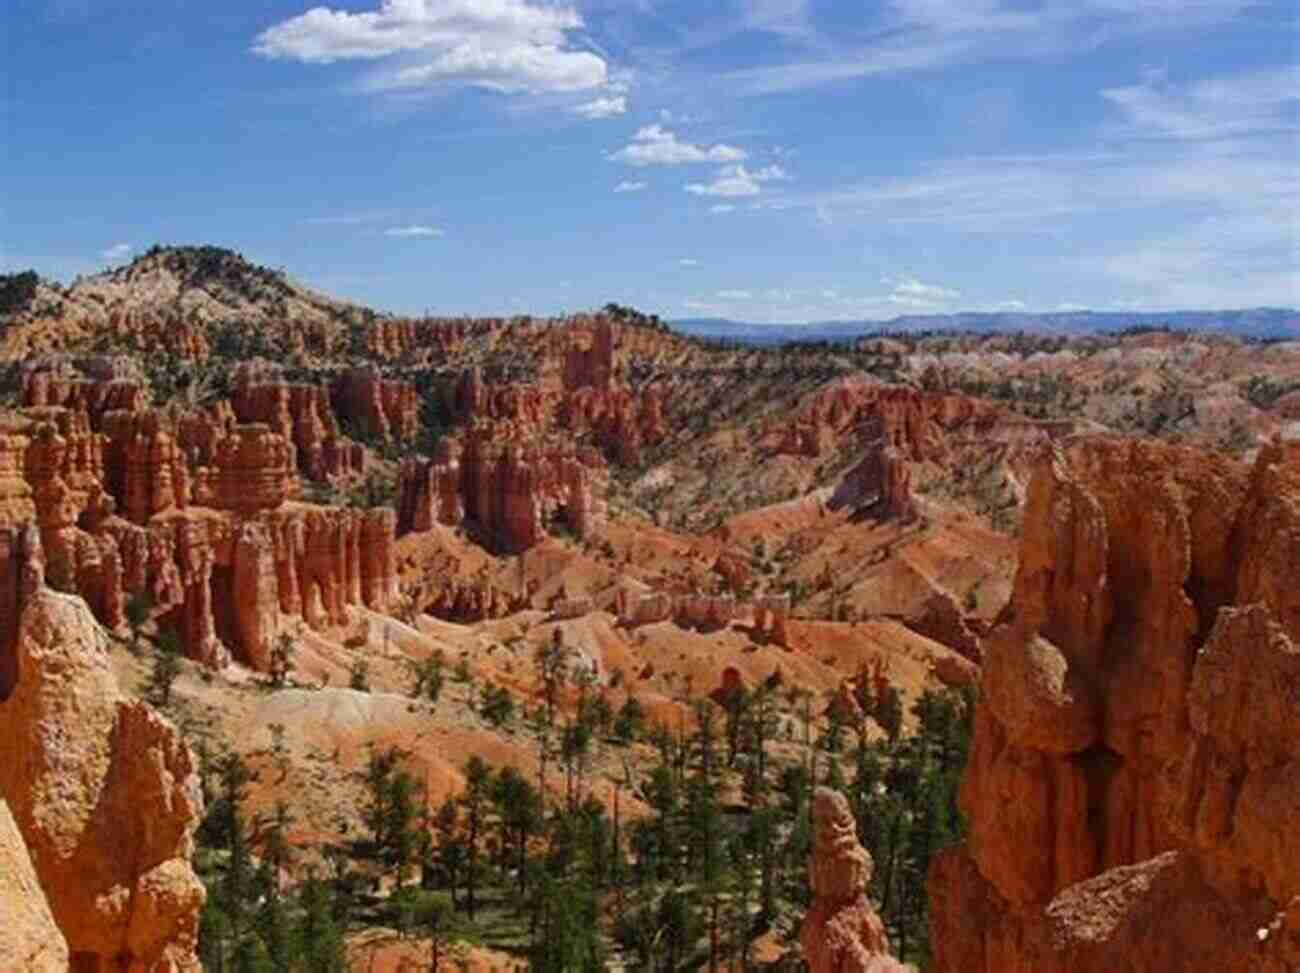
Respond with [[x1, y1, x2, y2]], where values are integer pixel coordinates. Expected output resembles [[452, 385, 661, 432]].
[[0, 542, 204, 971], [928, 435, 1300, 972]]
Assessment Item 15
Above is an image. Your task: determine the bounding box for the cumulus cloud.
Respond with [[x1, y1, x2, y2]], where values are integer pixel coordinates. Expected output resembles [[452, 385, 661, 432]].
[[253, 0, 606, 94], [685, 163, 788, 197], [385, 225, 444, 238], [573, 94, 627, 118], [100, 242, 132, 263], [610, 125, 746, 166], [613, 179, 647, 192]]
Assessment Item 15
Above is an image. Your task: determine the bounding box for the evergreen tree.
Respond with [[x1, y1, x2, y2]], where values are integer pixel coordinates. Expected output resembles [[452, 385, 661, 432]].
[[147, 627, 184, 708], [528, 875, 605, 972], [493, 766, 541, 894], [409, 652, 445, 704], [125, 590, 152, 656], [269, 632, 295, 688], [460, 755, 492, 918], [294, 874, 347, 973]]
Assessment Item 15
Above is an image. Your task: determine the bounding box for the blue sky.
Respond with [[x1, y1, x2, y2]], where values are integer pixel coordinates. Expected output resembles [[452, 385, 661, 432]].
[[4, 0, 1297, 323]]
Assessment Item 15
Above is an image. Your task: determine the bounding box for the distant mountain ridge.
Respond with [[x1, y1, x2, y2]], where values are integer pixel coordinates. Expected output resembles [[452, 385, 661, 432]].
[[3, 247, 1295, 348], [672, 308, 1299, 344]]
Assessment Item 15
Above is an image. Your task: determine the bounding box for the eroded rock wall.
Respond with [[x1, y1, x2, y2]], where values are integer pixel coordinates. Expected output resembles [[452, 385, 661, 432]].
[[927, 435, 1300, 972], [0, 545, 204, 972], [0, 395, 397, 669], [397, 427, 607, 553]]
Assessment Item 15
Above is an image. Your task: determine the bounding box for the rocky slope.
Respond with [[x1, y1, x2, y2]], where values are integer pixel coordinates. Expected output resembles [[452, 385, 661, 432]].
[[928, 434, 1300, 971]]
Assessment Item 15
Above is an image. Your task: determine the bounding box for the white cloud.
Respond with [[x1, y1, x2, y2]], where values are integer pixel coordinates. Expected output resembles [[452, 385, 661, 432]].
[[717, 289, 753, 300], [100, 242, 132, 263], [385, 225, 444, 238], [884, 275, 960, 306], [613, 179, 647, 193], [572, 94, 627, 119], [685, 163, 788, 197], [253, 0, 606, 95], [709, 203, 736, 213], [678, 258, 701, 267], [610, 125, 746, 166]]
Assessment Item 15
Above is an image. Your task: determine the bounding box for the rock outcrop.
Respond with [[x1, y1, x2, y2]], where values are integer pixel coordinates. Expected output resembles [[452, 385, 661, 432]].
[[0, 546, 204, 972], [0, 798, 69, 972], [397, 428, 607, 553], [831, 442, 916, 521], [332, 365, 419, 443], [928, 434, 1300, 972], [563, 315, 616, 390], [800, 787, 908, 973], [231, 362, 369, 481]]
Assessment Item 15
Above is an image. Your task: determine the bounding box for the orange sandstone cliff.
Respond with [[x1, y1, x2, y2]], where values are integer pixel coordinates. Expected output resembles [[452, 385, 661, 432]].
[[0, 529, 205, 972], [0, 797, 69, 972], [928, 434, 1300, 972]]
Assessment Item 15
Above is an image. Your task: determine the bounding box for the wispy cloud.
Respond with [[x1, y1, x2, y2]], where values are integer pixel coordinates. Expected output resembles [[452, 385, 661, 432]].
[[685, 163, 788, 197], [1101, 65, 1300, 141], [678, 258, 701, 267], [709, 203, 736, 213], [385, 225, 444, 238], [573, 94, 627, 119], [613, 179, 647, 193], [100, 242, 132, 263], [680, 274, 968, 323], [609, 125, 745, 166], [717, 0, 1253, 96]]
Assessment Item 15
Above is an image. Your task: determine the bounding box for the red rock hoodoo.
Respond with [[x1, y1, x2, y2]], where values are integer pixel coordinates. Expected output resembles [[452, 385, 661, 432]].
[[800, 787, 908, 973]]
